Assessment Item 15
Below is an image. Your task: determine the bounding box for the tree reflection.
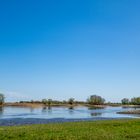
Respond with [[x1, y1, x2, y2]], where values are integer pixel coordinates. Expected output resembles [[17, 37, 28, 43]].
[[30, 107, 34, 113], [90, 112, 102, 117], [47, 106, 52, 114], [0, 106, 3, 116], [42, 106, 52, 113], [88, 106, 104, 110], [42, 106, 47, 113], [68, 106, 74, 115]]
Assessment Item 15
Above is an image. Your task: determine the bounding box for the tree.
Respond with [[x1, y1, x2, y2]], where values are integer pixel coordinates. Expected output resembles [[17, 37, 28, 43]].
[[42, 99, 47, 106], [121, 98, 129, 105], [42, 99, 52, 106], [30, 100, 34, 103], [0, 93, 4, 105], [87, 95, 105, 105], [47, 99, 52, 106], [68, 98, 75, 105], [131, 97, 140, 105]]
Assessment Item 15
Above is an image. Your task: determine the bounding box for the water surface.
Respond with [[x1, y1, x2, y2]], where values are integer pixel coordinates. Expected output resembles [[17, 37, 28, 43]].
[[0, 106, 139, 119]]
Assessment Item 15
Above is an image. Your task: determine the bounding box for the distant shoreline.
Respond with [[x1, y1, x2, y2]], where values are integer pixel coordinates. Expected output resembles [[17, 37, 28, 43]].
[[2, 103, 140, 108], [3, 102, 107, 108]]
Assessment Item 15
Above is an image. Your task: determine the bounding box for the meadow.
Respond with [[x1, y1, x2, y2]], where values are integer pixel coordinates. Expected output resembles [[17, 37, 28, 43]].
[[0, 119, 140, 140]]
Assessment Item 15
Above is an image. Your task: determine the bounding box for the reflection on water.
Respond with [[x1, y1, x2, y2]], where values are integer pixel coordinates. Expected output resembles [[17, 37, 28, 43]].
[[122, 106, 139, 109], [69, 106, 74, 110], [88, 106, 105, 110], [47, 106, 52, 114], [0, 106, 139, 119], [48, 106, 52, 110], [42, 107, 47, 113], [91, 112, 102, 117], [68, 106, 74, 115], [0, 107, 3, 116], [30, 108, 34, 113], [42, 106, 52, 113]]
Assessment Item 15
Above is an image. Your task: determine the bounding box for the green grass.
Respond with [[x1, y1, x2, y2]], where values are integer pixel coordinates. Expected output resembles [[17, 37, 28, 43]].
[[0, 119, 140, 140]]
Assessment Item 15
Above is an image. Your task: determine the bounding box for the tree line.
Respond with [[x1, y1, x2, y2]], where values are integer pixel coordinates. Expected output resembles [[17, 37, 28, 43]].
[[121, 97, 140, 105], [1, 93, 140, 105], [0, 93, 105, 105]]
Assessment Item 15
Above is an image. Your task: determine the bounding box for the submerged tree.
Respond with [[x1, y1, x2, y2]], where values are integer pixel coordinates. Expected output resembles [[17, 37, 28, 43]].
[[87, 95, 105, 105], [0, 93, 4, 105]]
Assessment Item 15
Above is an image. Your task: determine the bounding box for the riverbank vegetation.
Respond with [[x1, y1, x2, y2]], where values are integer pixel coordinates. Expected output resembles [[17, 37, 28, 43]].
[[87, 95, 105, 105], [121, 97, 140, 105], [0, 119, 140, 140], [0, 93, 4, 105], [5, 94, 107, 108], [2, 92, 140, 109]]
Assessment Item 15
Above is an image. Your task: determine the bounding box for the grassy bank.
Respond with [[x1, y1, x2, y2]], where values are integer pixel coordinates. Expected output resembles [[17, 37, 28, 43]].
[[0, 119, 140, 140]]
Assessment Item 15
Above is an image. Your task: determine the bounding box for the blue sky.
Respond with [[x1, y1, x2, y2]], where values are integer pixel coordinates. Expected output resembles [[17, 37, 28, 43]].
[[0, 0, 140, 102]]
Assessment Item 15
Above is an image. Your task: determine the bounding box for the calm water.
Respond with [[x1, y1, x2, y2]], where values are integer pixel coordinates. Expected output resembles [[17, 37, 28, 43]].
[[0, 106, 139, 119]]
